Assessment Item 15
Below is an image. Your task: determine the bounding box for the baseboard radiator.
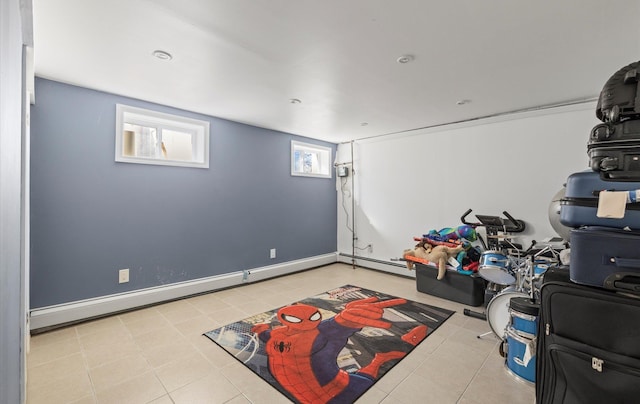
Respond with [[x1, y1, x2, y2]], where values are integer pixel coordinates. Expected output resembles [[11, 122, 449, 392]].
[[30, 253, 337, 332], [337, 253, 414, 278]]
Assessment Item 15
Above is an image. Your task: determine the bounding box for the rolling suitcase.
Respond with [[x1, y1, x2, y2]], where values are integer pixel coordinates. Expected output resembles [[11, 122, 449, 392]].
[[559, 170, 640, 229], [596, 60, 640, 123], [569, 227, 640, 294], [536, 267, 640, 404], [588, 120, 640, 178]]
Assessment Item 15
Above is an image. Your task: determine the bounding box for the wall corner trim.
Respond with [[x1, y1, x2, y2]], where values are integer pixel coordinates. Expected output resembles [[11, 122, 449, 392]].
[[30, 253, 338, 331]]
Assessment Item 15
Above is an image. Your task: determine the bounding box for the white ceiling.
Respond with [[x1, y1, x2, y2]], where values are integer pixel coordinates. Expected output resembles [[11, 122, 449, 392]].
[[32, 0, 640, 144]]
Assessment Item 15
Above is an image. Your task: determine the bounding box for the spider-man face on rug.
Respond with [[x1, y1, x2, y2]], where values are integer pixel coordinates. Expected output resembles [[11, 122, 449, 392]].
[[251, 297, 428, 404]]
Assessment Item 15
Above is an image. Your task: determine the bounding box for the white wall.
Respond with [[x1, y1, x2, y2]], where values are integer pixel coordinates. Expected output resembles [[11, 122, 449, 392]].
[[337, 102, 598, 276], [1, 0, 29, 402]]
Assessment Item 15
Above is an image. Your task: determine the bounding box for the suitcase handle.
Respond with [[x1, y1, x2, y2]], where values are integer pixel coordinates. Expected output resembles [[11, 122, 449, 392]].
[[604, 272, 640, 293], [601, 171, 640, 181], [612, 257, 640, 269]]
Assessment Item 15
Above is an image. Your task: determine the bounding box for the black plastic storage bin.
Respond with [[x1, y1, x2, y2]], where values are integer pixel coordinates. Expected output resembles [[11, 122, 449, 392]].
[[415, 263, 486, 306]]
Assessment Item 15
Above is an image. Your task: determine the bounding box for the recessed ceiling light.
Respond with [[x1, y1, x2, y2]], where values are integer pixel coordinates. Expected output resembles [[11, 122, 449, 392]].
[[456, 99, 471, 105], [152, 50, 172, 60], [396, 54, 414, 64], [289, 98, 302, 104]]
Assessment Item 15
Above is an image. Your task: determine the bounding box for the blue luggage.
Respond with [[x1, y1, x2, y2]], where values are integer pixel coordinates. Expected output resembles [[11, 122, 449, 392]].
[[560, 170, 640, 229], [569, 227, 640, 294]]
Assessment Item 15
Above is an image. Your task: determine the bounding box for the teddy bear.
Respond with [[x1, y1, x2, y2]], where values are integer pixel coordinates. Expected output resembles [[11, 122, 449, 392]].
[[403, 240, 464, 280]]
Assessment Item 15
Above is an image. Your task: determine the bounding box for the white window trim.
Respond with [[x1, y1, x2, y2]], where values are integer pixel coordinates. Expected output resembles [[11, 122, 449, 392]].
[[291, 140, 332, 178], [115, 104, 210, 169]]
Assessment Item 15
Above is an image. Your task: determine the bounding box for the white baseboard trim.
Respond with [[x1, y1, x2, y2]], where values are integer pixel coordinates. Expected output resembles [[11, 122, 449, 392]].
[[337, 253, 415, 278], [30, 253, 337, 332]]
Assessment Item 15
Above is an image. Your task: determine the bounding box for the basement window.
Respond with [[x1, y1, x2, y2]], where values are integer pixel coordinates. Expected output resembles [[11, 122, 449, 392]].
[[291, 140, 332, 178], [115, 104, 209, 168]]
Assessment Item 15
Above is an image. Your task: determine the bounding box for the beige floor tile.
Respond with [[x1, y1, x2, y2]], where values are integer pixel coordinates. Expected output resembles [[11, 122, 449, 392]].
[[30, 326, 77, 349], [75, 316, 124, 337], [462, 314, 494, 334], [160, 304, 204, 324], [379, 394, 406, 404], [83, 338, 141, 369], [224, 394, 252, 404], [432, 338, 491, 371], [142, 340, 200, 368], [89, 353, 153, 391], [207, 306, 251, 326], [27, 336, 82, 367], [134, 326, 187, 352], [214, 288, 258, 307], [389, 372, 460, 404], [117, 306, 162, 324], [122, 313, 172, 337], [169, 370, 241, 404], [147, 395, 174, 404], [457, 397, 483, 404], [155, 299, 195, 314], [28, 353, 87, 390], [78, 324, 134, 352], [155, 352, 216, 392], [69, 395, 97, 404], [413, 350, 479, 396], [235, 298, 280, 317], [188, 294, 231, 314], [173, 314, 218, 337], [95, 371, 167, 404], [445, 326, 499, 355], [462, 371, 534, 404], [355, 385, 389, 403], [27, 367, 93, 404]]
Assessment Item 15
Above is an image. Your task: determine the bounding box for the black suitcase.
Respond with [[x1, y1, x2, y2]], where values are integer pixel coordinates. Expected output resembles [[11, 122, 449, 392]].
[[559, 171, 640, 229], [536, 267, 640, 404], [588, 120, 640, 178], [596, 60, 640, 123], [570, 227, 640, 294]]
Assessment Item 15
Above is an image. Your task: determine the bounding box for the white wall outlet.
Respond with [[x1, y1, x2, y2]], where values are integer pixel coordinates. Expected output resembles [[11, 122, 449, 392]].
[[270, 248, 276, 259], [118, 268, 129, 283]]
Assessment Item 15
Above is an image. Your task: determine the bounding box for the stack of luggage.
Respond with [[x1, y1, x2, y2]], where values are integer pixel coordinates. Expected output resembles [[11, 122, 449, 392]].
[[536, 61, 640, 403]]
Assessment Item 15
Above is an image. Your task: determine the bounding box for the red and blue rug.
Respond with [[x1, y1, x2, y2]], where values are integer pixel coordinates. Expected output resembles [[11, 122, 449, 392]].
[[204, 284, 454, 403]]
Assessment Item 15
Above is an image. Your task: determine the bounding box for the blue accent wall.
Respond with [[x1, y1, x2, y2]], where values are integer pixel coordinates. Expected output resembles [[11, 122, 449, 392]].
[[30, 78, 337, 308]]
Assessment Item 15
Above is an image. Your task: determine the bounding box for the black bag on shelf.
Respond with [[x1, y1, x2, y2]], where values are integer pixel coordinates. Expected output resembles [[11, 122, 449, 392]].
[[536, 267, 640, 404]]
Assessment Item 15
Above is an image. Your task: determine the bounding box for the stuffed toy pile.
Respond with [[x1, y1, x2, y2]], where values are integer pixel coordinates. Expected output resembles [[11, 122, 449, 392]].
[[403, 240, 463, 280], [403, 225, 480, 280]]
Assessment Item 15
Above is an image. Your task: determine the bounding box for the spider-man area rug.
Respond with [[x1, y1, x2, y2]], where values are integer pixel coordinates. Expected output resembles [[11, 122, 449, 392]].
[[203, 284, 454, 404]]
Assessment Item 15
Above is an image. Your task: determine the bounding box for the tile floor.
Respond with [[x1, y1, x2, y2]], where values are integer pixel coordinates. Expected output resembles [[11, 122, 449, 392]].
[[27, 263, 535, 404]]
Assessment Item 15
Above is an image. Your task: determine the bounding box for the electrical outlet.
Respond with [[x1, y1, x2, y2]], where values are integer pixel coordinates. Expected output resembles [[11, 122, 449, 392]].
[[270, 248, 276, 259], [118, 268, 129, 284], [368, 244, 373, 253]]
